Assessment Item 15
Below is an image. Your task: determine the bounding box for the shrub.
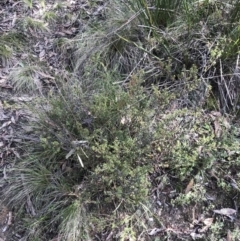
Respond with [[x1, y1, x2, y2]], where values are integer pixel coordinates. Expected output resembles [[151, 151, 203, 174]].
[[3, 71, 158, 240], [2, 0, 240, 240]]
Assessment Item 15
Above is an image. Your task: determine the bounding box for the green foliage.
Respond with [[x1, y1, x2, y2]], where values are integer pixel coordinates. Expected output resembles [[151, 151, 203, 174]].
[[2, 0, 240, 240], [0, 32, 25, 49], [3, 72, 157, 240], [5, 64, 240, 239], [172, 181, 207, 206], [0, 45, 12, 63], [128, 0, 185, 28]]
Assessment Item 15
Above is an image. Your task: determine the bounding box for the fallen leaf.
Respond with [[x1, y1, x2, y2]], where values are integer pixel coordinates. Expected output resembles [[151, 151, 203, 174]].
[[120, 115, 131, 124], [77, 154, 84, 168], [197, 145, 203, 154], [36, 71, 54, 79], [213, 208, 236, 218], [227, 230, 232, 241], [12, 12, 17, 26], [63, 29, 73, 35], [0, 121, 11, 130], [0, 78, 6, 84], [39, 49, 45, 60], [223, 118, 231, 129], [209, 111, 221, 118], [148, 228, 165, 235], [213, 120, 221, 138], [203, 217, 213, 226], [190, 232, 203, 239], [71, 140, 88, 147], [2, 225, 8, 233], [185, 178, 194, 194], [0, 78, 13, 88], [198, 225, 210, 233], [199, 217, 214, 232], [61, 161, 67, 171], [10, 96, 34, 102], [7, 211, 13, 225], [0, 112, 7, 121], [55, 32, 66, 37], [12, 149, 20, 158], [66, 149, 75, 159], [11, 115, 15, 124]]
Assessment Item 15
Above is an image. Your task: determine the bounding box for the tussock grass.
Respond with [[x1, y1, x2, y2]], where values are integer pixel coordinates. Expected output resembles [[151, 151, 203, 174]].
[[8, 64, 47, 93], [0, 32, 25, 66], [18, 17, 49, 33]]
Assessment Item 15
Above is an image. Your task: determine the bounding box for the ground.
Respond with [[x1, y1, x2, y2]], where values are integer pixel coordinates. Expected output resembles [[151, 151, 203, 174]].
[[0, 0, 240, 240]]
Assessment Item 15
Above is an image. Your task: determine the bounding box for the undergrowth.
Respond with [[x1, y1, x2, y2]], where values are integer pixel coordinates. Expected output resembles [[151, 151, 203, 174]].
[[1, 0, 240, 240]]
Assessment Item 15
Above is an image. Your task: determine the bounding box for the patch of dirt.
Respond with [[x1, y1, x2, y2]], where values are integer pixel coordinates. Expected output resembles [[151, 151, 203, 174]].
[[148, 161, 240, 240]]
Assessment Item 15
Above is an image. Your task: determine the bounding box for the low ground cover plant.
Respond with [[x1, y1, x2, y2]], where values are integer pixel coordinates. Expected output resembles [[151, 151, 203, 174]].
[[1, 0, 240, 240]]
